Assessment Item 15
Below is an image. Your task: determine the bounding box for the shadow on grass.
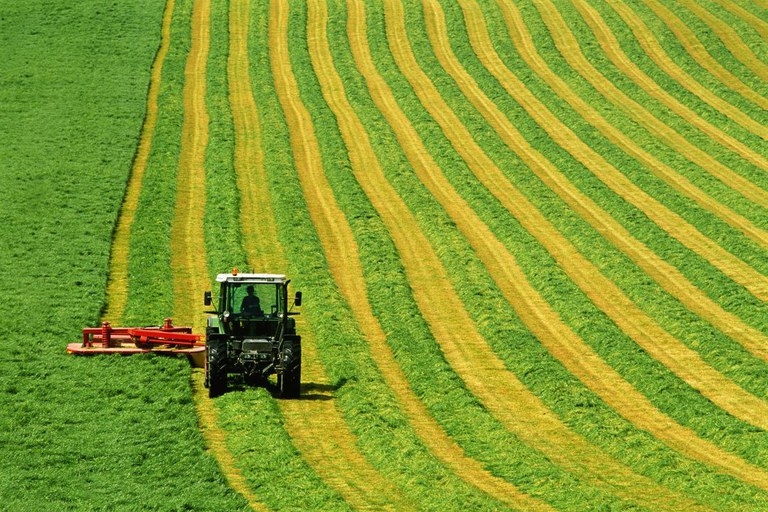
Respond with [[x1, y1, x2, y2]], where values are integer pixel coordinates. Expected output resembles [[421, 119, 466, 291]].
[[223, 376, 338, 401], [295, 382, 339, 401]]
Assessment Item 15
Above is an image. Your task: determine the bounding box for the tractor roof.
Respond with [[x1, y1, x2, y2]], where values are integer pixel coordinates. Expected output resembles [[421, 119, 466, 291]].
[[216, 272, 287, 284]]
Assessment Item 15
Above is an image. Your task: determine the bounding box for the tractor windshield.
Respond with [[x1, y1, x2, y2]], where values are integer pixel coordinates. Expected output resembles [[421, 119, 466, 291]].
[[225, 282, 283, 317]]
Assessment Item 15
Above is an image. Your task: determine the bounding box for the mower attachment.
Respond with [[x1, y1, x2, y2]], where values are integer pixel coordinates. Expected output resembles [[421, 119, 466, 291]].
[[67, 318, 205, 367]]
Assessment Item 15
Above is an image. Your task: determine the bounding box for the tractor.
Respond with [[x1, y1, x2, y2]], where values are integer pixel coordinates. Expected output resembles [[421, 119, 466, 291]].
[[203, 271, 302, 398]]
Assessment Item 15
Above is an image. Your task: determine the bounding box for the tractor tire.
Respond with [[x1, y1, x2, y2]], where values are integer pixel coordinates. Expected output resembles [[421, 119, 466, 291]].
[[206, 337, 228, 398], [278, 337, 301, 399]]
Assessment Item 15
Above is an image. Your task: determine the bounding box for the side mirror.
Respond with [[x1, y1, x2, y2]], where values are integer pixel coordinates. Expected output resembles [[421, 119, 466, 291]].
[[294, 291, 302, 307], [204, 291, 212, 306]]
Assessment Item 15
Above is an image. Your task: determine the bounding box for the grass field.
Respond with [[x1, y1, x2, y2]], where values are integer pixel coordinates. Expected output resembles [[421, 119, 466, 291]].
[[3, 0, 768, 510]]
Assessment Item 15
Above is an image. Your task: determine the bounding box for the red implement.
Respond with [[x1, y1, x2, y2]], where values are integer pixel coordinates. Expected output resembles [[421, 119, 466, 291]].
[[68, 318, 205, 367]]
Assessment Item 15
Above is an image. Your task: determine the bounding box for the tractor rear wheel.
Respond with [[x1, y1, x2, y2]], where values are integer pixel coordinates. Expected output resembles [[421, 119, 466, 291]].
[[206, 337, 228, 398], [278, 337, 301, 398]]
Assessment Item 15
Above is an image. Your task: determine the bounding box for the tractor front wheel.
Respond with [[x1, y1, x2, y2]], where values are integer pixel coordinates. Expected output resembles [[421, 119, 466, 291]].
[[206, 338, 228, 398], [278, 337, 301, 398]]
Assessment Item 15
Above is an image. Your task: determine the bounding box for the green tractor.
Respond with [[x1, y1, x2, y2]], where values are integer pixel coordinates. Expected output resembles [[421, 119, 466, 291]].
[[203, 272, 302, 398]]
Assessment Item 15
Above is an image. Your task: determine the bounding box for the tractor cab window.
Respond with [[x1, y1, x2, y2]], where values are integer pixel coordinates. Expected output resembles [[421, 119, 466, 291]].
[[226, 283, 280, 318]]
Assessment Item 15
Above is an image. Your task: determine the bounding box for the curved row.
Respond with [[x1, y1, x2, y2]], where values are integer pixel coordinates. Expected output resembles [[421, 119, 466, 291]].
[[309, 0, 765, 507], [106, 0, 768, 509]]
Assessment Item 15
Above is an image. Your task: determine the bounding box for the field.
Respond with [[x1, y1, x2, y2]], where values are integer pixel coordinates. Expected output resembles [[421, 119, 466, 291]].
[[2, 0, 768, 509]]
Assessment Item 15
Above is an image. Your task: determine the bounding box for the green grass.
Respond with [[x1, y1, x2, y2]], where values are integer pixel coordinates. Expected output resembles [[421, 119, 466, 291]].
[[262, 2, 513, 508], [374, 0, 768, 507], [0, 0, 248, 509], [204, 0, 247, 278], [5, 0, 768, 509], [122, 0, 189, 327], [201, 0, 347, 507]]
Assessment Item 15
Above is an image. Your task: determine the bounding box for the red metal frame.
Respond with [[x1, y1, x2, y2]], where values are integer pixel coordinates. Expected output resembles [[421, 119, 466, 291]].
[[79, 318, 203, 349]]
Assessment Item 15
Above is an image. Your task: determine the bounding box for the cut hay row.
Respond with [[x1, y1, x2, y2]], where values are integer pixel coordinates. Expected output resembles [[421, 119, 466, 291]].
[[406, 0, 768, 460], [170, 0, 211, 332], [426, 1, 768, 377], [309, 0, 724, 508], [432, 0, 763, 460], [434, 0, 768, 428], [92, 0, 768, 509], [600, 0, 768, 124], [228, 0, 282, 271], [296, 2, 621, 507], [256, 1, 412, 509], [268, 0, 544, 507], [102, 0, 175, 324], [191, 372, 266, 511], [454, 0, 768, 393], [657, 0, 768, 112], [713, 0, 768, 55], [664, 0, 768, 84], [457, 5, 768, 306], [163, 0, 268, 508], [250, 0, 768, 506], [299, 1, 553, 509], [574, 0, 768, 156], [519, 1, 768, 238], [368, 0, 768, 498]]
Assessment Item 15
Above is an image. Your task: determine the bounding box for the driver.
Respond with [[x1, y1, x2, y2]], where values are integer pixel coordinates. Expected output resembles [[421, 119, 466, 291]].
[[240, 285, 264, 316]]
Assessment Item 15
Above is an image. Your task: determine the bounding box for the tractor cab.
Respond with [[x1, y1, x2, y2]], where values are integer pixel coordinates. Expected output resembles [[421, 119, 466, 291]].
[[205, 272, 302, 338]]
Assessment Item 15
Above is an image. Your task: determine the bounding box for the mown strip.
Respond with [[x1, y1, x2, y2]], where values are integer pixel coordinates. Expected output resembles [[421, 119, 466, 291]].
[[323, 2, 618, 508], [204, 0, 246, 276], [200, 0, 361, 508], [228, 0, 283, 272], [403, 0, 768, 505], [145, 0, 269, 508], [122, 0, 189, 326], [103, 0, 175, 324], [580, 0, 768, 155], [571, 0, 768, 221], [303, 1, 555, 509], [453, 0, 768, 308], [660, 0, 768, 84], [642, 0, 768, 113], [712, 0, 768, 56], [503, 0, 768, 270], [170, 0, 211, 332], [197, 0, 280, 509], [584, 0, 768, 175], [420, 0, 768, 437], [524, 0, 768, 244], [599, 0, 768, 120], [337, 0, 715, 509], [435, 0, 768, 378], [192, 373, 267, 511], [455, 0, 768, 387], [266, 1, 417, 508], [503, 0, 768, 251], [381, 0, 768, 501], [274, 0, 559, 509], [576, 0, 768, 147], [459, 0, 768, 395], [560, 0, 768, 206]]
